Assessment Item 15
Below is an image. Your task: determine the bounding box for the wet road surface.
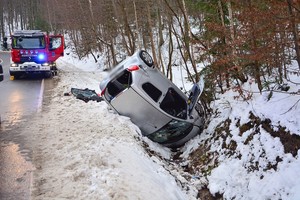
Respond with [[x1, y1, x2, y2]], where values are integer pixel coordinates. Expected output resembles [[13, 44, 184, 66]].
[[0, 51, 56, 200]]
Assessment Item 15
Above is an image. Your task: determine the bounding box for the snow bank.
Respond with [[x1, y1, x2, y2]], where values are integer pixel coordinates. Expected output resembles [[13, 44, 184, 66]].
[[183, 65, 300, 199]]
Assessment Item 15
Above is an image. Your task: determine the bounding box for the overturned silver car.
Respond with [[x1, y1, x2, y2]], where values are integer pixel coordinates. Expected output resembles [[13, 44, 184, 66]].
[[99, 50, 205, 148]]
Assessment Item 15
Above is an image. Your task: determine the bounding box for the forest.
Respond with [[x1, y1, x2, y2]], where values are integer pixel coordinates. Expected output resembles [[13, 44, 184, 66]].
[[0, 0, 299, 100]]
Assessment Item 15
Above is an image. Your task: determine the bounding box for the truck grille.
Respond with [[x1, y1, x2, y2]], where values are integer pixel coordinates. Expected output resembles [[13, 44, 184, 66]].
[[20, 56, 40, 63]]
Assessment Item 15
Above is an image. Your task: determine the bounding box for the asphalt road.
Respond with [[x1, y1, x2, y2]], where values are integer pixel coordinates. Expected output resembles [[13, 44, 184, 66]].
[[0, 52, 44, 127], [0, 51, 53, 200]]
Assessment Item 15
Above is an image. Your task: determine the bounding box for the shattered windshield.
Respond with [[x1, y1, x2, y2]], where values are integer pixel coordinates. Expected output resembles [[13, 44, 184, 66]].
[[147, 119, 193, 144], [12, 36, 46, 49]]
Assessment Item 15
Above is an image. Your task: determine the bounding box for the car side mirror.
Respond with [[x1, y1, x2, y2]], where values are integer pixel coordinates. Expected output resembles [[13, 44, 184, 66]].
[[0, 64, 3, 82]]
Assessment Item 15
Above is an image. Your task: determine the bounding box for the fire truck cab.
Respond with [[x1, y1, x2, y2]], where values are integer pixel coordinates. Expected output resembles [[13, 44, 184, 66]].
[[10, 30, 64, 78]]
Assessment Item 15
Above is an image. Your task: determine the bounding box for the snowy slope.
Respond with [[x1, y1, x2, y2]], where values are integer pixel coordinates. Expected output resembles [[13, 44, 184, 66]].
[[182, 62, 300, 199]]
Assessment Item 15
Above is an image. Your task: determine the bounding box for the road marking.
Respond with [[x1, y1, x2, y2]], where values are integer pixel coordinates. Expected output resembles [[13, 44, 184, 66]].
[[0, 58, 3, 64], [37, 79, 45, 113]]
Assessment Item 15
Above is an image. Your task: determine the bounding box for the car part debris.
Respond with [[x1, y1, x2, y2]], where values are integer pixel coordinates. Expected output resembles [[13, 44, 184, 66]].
[[70, 88, 103, 103]]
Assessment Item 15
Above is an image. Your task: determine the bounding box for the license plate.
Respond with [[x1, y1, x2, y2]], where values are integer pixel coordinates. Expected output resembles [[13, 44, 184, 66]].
[[26, 66, 34, 71]]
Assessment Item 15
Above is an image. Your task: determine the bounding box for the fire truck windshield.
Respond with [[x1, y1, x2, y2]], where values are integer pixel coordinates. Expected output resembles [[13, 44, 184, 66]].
[[12, 36, 46, 49]]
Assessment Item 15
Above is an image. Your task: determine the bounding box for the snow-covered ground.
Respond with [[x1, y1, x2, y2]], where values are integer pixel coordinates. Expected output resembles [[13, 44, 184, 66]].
[[23, 52, 300, 200]]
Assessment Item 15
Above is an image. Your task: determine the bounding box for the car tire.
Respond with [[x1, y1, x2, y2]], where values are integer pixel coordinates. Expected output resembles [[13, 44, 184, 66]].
[[139, 50, 154, 67]]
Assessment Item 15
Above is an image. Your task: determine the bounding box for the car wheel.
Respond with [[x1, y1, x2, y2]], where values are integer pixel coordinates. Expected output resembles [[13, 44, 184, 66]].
[[140, 50, 154, 67]]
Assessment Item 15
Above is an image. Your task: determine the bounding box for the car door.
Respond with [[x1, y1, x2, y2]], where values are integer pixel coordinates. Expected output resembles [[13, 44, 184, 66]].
[[187, 76, 205, 116], [48, 35, 64, 62]]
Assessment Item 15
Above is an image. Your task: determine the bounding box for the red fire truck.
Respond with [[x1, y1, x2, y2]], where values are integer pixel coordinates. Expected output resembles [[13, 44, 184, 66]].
[[10, 30, 64, 78]]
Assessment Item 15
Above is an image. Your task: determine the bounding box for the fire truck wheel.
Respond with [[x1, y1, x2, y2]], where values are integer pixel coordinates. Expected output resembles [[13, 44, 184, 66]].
[[45, 72, 53, 78], [11, 75, 19, 80], [9, 72, 20, 80]]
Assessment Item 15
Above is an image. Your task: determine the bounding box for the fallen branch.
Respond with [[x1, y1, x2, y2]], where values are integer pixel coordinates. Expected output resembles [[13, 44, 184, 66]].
[[281, 99, 300, 115]]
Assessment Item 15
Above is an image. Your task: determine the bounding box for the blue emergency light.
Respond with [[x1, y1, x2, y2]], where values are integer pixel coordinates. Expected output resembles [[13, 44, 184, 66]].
[[38, 53, 45, 61]]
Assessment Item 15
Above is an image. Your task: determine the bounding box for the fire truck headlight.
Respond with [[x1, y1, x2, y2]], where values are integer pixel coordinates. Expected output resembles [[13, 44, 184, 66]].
[[38, 54, 45, 61], [42, 63, 49, 66]]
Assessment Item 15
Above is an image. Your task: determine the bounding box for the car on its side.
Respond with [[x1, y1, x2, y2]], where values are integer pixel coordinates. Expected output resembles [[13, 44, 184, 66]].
[[99, 50, 205, 148]]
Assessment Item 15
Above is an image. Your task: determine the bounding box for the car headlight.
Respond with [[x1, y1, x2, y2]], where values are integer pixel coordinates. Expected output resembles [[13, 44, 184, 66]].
[[11, 63, 18, 67]]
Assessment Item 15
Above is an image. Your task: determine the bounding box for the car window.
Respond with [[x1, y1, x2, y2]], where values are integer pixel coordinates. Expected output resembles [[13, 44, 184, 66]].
[[142, 82, 162, 102], [147, 119, 193, 144], [160, 88, 187, 119], [105, 70, 132, 101]]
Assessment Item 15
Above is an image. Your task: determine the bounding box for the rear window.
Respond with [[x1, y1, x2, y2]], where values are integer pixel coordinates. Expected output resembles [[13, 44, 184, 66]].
[[142, 82, 162, 102], [105, 70, 132, 101]]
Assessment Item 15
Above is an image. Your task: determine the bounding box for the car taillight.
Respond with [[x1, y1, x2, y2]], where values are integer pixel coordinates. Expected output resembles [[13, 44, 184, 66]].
[[127, 65, 140, 72], [100, 88, 106, 96]]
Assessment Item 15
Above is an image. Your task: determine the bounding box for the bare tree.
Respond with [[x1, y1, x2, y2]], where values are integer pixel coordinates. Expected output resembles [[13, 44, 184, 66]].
[[287, 0, 300, 69]]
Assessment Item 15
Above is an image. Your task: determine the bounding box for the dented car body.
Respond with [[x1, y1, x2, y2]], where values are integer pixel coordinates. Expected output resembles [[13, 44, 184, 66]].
[[99, 50, 205, 148]]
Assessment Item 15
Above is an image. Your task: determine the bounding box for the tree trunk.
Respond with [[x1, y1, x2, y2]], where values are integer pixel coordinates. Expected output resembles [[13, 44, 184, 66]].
[[157, 1, 165, 72], [146, 1, 158, 66], [181, 0, 199, 82], [133, 0, 142, 49], [287, 0, 300, 69], [166, 22, 174, 78], [0, 1, 4, 39], [247, 0, 263, 92], [46, 0, 53, 32], [119, 0, 135, 55]]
